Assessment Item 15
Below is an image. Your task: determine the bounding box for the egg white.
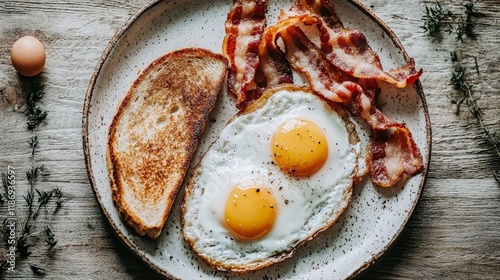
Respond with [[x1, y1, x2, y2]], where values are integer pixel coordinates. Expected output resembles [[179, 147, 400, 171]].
[[182, 87, 360, 271]]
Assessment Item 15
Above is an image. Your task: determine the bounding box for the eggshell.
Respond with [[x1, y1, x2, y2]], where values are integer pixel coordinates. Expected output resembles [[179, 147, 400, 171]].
[[11, 36, 46, 77]]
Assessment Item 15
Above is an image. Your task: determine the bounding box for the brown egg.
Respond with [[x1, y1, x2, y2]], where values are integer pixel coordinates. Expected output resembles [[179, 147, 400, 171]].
[[11, 36, 46, 77]]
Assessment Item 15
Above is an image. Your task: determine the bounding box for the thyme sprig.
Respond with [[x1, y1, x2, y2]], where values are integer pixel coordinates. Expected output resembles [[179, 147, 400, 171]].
[[33, 189, 53, 219], [44, 226, 57, 249], [449, 52, 500, 181], [28, 135, 39, 157], [25, 81, 47, 130], [17, 77, 63, 259], [422, 2, 498, 184], [0, 77, 64, 274], [21, 78, 47, 247], [421, 1, 484, 42]]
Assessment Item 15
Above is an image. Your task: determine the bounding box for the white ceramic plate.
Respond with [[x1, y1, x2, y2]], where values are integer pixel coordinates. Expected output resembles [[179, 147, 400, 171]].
[[83, 0, 431, 279]]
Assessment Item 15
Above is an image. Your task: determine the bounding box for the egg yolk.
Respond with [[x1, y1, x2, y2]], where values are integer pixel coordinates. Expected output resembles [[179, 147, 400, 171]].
[[224, 186, 277, 240], [272, 119, 328, 177]]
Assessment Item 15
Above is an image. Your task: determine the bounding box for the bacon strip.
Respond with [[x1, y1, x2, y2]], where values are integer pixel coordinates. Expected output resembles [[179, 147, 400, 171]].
[[354, 80, 423, 186], [223, 0, 267, 109], [280, 25, 359, 103], [368, 127, 423, 187], [287, 0, 422, 88], [286, 0, 342, 29], [317, 20, 422, 88], [223, 0, 424, 187], [258, 26, 293, 88], [278, 24, 423, 187], [257, 15, 316, 90]]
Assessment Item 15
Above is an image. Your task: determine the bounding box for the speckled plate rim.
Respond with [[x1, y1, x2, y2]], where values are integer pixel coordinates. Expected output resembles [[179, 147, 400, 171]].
[[82, 0, 432, 279]]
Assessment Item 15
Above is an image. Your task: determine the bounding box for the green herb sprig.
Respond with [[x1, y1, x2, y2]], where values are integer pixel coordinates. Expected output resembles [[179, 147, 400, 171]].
[[421, 1, 484, 42], [422, 2, 498, 184], [19, 78, 64, 257], [0, 77, 64, 274], [25, 80, 47, 130], [449, 52, 500, 183]]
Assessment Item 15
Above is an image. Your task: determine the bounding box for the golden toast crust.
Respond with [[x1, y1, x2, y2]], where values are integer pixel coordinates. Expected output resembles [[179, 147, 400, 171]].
[[107, 48, 228, 239]]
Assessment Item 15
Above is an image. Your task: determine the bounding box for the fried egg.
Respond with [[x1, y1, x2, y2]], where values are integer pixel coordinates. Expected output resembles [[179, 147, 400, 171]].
[[182, 85, 362, 272]]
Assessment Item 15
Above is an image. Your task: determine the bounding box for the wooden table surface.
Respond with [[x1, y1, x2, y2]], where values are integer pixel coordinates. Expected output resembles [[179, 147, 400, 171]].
[[1, 0, 499, 279]]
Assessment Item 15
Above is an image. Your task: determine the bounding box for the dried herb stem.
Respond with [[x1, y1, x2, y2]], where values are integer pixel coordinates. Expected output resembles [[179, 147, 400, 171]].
[[421, 1, 485, 42], [449, 52, 500, 181], [6, 78, 63, 264]]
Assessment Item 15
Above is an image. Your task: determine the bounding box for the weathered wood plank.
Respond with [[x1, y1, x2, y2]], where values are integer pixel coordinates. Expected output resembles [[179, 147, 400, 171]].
[[364, 179, 500, 279], [0, 0, 499, 279]]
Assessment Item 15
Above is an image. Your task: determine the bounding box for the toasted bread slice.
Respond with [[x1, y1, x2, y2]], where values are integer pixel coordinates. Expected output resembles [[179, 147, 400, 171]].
[[107, 48, 228, 239]]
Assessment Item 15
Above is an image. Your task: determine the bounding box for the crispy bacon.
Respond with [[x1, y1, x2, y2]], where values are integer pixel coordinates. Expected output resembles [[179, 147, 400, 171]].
[[286, 0, 422, 88], [278, 23, 423, 187], [354, 79, 424, 186], [280, 25, 359, 103], [316, 20, 423, 88], [258, 24, 293, 88], [368, 126, 423, 187], [287, 0, 342, 29], [223, 0, 267, 109], [223, 0, 424, 187]]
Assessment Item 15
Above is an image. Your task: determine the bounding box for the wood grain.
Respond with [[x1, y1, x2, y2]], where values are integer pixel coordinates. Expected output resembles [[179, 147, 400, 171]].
[[0, 0, 499, 279]]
